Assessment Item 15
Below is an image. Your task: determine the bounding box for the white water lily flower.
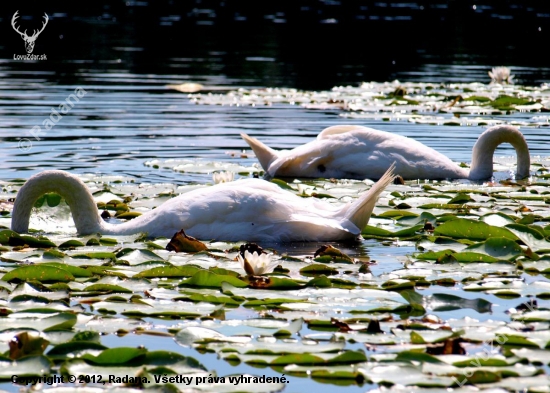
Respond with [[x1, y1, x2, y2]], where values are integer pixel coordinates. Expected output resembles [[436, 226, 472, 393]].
[[488, 67, 514, 84], [212, 171, 234, 184], [237, 250, 278, 276]]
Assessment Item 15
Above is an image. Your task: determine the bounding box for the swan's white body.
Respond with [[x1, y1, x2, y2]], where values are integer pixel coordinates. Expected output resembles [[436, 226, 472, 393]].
[[241, 125, 530, 180], [11, 166, 395, 242]]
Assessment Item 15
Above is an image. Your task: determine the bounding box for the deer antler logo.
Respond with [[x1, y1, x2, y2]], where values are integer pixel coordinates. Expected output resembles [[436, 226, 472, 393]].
[[12, 11, 49, 54]]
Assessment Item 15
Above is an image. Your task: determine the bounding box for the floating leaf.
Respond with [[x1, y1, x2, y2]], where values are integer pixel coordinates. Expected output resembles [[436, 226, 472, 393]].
[[398, 212, 437, 226], [313, 245, 352, 262], [40, 263, 93, 278], [8, 233, 56, 248], [166, 230, 208, 253], [180, 270, 247, 288], [0, 356, 51, 378], [427, 293, 492, 313], [0, 311, 77, 331], [176, 293, 242, 306], [2, 265, 75, 283], [72, 251, 117, 260], [47, 341, 107, 359], [395, 350, 444, 364], [9, 331, 50, 360], [115, 211, 142, 219], [83, 284, 133, 293], [362, 224, 423, 239], [135, 265, 201, 278], [270, 178, 293, 190], [300, 264, 338, 276], [505, 223, 550, 252], [434, 218, 517, 241], [448, 193, 474, 204], [378, 210, 418, 218], [464, 237, 524, 260], [81, 347, 147, 365]]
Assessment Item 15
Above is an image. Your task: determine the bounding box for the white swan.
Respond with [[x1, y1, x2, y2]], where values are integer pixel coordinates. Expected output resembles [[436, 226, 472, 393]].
[[241, 125, 530, 180], [11, 166, 395, 242]]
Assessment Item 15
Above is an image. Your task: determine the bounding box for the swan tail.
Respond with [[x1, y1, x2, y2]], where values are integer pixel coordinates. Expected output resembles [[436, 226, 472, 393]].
[[339, 163, 396, 231], [241, 133, 279, 172], [11, 170, 104, 235]]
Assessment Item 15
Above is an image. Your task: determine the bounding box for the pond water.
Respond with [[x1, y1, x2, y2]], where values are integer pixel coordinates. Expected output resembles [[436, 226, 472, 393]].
[[2, 62, 550, 392], [1, 66, 550, 184], [2, 3, 550, 392]]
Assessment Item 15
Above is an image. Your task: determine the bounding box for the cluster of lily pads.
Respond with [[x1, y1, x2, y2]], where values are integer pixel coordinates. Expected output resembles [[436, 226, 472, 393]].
[[185, 81, 550, 128], [1, 159, 550, 392]]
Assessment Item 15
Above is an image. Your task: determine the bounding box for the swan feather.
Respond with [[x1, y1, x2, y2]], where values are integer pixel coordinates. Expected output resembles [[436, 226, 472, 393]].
[[11, 166, 395, 243], [242, 125, 530, 180]]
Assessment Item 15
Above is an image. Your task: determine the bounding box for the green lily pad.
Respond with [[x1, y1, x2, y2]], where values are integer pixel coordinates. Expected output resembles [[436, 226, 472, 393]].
[[505, 223, 550, 252], [81, 347, 147, 365], [300, 264, 338, 276], [135, 265, 202, 278], [464, 237, 524, 260], [180, 270, 248, 288], [434, 218, 517, 241], [2, 265, 75, 283], [0, 356, 51, 379]]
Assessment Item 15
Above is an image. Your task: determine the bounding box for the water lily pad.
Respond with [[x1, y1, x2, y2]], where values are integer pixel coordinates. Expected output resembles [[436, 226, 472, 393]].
[[176, 326, 252, 346], [180, 270, 247, 288], [300, 264, 338, 276], [463, 237, 524, 260], [9, 331, 49, 359], [0, 311, 76, 331], [2, 265, 75, 283], [116, 248, 165, 265], [81, 347, 147, 365], [505, 223, 550, 252], [434, 219, 517, 241], [135, 265, 202, 278], [0, 355, 51, 379]]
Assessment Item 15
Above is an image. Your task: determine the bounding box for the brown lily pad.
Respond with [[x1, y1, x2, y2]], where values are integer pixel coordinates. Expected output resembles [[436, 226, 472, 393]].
[[314, 245, 352, 262], [166, 230, 207, 253], [9, 332, 50, 360]]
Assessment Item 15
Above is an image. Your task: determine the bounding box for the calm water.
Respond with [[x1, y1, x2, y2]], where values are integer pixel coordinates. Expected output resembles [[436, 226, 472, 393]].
[[1, 67, 549, 185], [1, 2, 550, 392]]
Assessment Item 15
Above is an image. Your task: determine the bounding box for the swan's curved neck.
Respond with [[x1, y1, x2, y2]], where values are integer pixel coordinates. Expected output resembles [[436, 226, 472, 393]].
[[469, 125, 530, 180], [11, 170, 152, 236]]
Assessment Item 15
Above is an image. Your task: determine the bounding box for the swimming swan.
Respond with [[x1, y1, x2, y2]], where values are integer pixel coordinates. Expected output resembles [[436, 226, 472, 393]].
[[241, 125, 530, 180], [11, 166, 395, 242]]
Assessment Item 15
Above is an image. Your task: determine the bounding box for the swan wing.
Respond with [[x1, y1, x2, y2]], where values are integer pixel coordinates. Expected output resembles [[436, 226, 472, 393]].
[[269, 127, 467, 180], [317, 124, 375, 139], [151, 179, 352, 242]]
